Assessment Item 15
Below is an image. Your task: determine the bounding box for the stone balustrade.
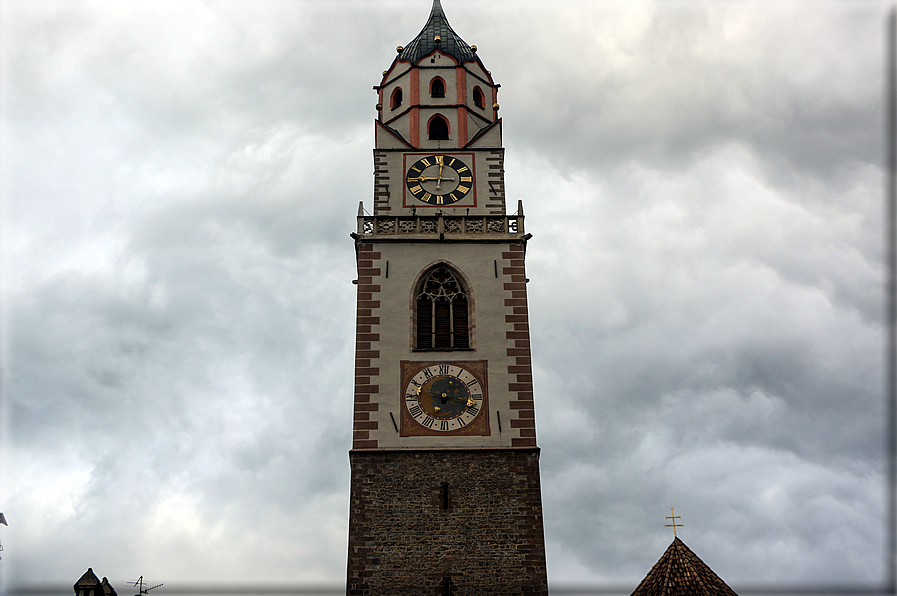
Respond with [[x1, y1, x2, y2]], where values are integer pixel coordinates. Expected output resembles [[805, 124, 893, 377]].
[[357, 214, 524, 238]]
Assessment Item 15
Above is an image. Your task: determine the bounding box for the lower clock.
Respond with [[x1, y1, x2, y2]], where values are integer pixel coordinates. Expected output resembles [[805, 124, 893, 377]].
[[400, 360, 490, 436]]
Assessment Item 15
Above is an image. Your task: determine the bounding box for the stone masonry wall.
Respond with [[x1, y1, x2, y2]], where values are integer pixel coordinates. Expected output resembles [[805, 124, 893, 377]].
[[353, 243, 382, 449], [485, 149, 505, 214], [503, 243, 536, 448], [347, 448, 548, 595], [373, 151, 391, 215]]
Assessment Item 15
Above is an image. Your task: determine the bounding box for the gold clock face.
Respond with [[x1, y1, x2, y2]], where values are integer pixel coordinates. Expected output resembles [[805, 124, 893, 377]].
[[400, 361, 489, 436], [405, 155, 473, 205]]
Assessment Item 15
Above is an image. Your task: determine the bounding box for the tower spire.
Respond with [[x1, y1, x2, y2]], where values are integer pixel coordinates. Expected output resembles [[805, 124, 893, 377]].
[[398, 0, 476, 65]]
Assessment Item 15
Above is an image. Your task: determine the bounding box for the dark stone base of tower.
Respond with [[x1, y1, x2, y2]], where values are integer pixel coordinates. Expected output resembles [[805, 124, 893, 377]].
[[347, 449, 549, 595]]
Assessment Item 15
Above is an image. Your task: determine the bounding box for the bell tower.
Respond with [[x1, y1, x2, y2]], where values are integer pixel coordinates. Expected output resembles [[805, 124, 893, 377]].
[[347, 2, 548, 593]]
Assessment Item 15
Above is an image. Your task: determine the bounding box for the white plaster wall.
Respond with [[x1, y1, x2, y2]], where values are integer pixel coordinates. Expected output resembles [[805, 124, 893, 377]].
[[417, 68, 457, 103], [368, 241, 524, 448]]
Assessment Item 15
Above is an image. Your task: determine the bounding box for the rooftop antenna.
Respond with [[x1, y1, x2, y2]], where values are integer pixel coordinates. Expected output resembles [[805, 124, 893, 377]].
[[130, 576, 163, 596], [0, 512, 7, 559]]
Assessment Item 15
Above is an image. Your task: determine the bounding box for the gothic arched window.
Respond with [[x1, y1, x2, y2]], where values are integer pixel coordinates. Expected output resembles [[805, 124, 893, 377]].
[[390, 87, 403, 109], [415, 266, 469, 350], [428, 115, 449, 140], [431, 77, 445, 98], [473, 86, 485, 109]]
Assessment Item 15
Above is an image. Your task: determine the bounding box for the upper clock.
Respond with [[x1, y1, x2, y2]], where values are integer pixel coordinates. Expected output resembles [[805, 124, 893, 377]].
[[405, 154, 473, 205]]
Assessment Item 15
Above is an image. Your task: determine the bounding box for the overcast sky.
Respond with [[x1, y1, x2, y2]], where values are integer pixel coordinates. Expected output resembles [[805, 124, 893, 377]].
[[0, 0, 891, 593]]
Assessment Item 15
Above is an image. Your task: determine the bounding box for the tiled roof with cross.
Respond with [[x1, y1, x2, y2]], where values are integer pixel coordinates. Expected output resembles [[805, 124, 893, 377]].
[[631, 537, 739, 596]]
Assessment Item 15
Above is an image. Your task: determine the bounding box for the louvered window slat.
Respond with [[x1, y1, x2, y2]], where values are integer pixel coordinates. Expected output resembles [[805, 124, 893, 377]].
[[434, 300, 452, 347], [452, 297, 468, 348], [417, 295, 433, 348]]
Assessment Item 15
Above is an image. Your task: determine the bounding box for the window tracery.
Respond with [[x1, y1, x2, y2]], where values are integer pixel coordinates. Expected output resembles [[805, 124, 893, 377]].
[[415, 266, 469, 349]]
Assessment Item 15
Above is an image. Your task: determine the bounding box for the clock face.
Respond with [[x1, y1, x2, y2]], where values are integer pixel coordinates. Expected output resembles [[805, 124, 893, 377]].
[[400, 361, 489, 436], [405, 154, 473, 206]]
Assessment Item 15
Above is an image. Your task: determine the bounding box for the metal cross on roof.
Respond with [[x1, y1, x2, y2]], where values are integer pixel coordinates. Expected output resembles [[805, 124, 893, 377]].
[[665, 508, 683, 537]]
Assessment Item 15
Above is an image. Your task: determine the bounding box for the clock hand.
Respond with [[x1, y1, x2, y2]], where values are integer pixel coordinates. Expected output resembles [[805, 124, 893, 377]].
[[408, 175, 456, 183]]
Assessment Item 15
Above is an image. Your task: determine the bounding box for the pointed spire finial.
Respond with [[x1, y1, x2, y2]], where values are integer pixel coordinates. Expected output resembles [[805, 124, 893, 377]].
[[398, 0, 476, 65]]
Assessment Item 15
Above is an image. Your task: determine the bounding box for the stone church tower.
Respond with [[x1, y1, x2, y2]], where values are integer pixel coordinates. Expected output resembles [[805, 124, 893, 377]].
[[347, 1, 548, 593]]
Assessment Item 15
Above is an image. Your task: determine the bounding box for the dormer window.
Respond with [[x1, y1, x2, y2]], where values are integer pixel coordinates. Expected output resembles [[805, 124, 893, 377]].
[[473, 87, 485, 109], [390, 88, 403, 110], [430, 77, 445, 98], [428, 115, 449, 140]]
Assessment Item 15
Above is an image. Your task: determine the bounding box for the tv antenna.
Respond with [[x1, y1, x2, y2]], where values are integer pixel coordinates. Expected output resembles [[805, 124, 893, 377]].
[[130, 576, 163, 596], [0, 512, 7, 559]]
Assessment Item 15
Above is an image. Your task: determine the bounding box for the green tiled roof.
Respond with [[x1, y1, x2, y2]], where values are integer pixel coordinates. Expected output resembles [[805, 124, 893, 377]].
[[399, 0, 476, 65], [631, 537, 739, 596]]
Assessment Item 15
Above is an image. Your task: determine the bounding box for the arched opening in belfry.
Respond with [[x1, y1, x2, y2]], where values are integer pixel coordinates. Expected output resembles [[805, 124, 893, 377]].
[[428, 115, 449, 140]]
